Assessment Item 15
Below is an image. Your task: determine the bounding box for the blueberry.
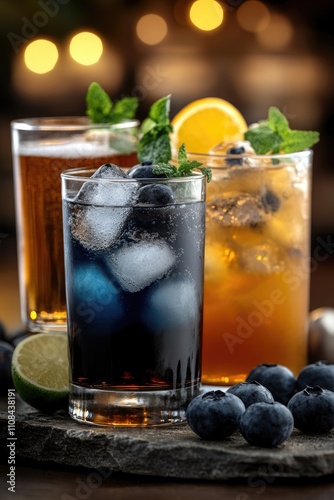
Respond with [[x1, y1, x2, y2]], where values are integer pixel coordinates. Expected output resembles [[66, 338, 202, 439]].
[[0, 341, 14, 395], [296, 361, 334, 393], [287, 386, 334, 434], [227, 146, 245, 155], [226, 380, 274, 408], [128, 162, 167, 179], [137, 184, 175, 205], [261, 189, 281, 213], [240, 401, 294, 447], [186, 390, 245, 440], [246, 363, 296, 405], [226, 146, 245, 166]]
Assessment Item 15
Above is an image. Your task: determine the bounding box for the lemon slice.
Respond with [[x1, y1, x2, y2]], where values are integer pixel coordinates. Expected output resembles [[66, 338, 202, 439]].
[[171, 97, 247, 154], [12, 333, 69, 412]]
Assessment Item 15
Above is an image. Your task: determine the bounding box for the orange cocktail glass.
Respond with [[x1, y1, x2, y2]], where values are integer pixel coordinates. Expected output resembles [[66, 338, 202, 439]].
[[188, 150, 312, 386]]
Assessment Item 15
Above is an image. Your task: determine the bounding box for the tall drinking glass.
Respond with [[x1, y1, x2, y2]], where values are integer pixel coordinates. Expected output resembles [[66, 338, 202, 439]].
[[61, 167, 206, 426], [11, 118, 138, 334], [187, 150, 312, 386]]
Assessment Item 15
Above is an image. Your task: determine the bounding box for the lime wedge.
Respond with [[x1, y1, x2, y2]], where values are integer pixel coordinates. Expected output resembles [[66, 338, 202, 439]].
[[11, 333, 69, 413]]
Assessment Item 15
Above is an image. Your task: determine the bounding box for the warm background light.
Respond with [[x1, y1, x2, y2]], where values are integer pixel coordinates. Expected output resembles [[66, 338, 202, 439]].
[[189, 0, 224, 32], [256, 14, 294, 51], [69, 31, 103, 65], [24, 39, 58, 74], [136, 14, 168, 45], [236, 1, 270, 33], [136, 49, 215, 100], [13, 41, 124, 103]]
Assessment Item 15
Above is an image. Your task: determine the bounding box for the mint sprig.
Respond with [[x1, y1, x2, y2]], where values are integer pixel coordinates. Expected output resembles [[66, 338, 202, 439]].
[[153, 144, 212, 182], [137, 96, 173, 163], [244, 107, 319, 154], [86, 82, 138, 124]]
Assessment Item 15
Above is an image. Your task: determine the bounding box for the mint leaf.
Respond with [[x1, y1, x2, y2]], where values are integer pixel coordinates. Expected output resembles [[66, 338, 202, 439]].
[[244, 126, 282, 155], [153, 144, 212, 182], [140, 117, 156, 135], [268, 106, 290, 138], [151, 162, 178, 177], [138, 97, 212, 180], [281, 130, 320, 153], [138, 96, 173, 163], [148, 95, 171, 125], [108, 97, 138, 123], [137, 128, 172, 163], [86, 82, 138, 124], [244, 106, 320, 154], [178, 143, 187, 163]]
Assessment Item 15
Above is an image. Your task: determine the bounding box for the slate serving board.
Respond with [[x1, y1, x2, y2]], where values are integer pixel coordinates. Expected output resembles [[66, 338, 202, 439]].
[[1, 406, 334, 481]]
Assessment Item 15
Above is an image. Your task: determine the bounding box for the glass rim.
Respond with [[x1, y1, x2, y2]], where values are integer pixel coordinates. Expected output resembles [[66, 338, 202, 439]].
[[61, 167, 205, 183], [10, 116, 139, 131], [185, 149, 313, 161]]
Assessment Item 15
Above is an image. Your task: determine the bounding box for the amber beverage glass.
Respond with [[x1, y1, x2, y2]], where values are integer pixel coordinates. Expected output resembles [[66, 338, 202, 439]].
[[11, 117, 138, 333]]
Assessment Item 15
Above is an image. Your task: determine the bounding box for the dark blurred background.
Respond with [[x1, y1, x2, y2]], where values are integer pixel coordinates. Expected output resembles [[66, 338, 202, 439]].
[[1, 0, 334, 329]]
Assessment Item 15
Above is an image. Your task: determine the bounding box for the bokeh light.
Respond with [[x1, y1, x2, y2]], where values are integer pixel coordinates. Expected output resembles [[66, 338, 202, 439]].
[[24, 39, 58, 74], [69, 32, 103, 65], [189, 0, 224, 32], [256, 14, 294, 51], [136, 14, 168, 45], [236, 1, 270, 33], [136, 50, 215, 100]]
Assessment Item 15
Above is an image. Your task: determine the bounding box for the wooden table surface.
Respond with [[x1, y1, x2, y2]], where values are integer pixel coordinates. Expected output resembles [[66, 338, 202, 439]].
[[1, 231, 334, 499], [1, 459, 334, 500]]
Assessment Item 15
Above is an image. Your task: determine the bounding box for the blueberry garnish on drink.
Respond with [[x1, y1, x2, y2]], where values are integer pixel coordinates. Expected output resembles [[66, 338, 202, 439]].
[[128, 162, 168, 179], [226, 145, 245, 166], [137, 184, 175, 205], [261, 189, 281, 213]]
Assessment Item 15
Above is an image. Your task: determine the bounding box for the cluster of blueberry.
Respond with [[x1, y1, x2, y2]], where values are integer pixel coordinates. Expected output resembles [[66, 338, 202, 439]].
[[186, 361, 334, 447], [0, 322, 28, 396], [127, 161, 175, 205]]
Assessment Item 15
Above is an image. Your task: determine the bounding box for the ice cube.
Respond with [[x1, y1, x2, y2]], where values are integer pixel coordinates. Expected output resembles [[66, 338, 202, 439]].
[[71, 164, 138, 251], [77, 163, 129, 204], [206, 194, 268, 227], [92, 163, 128, 179], [141, 278, 200, 332], [208, 141, 255, 168], [107, 239, 176, 292], [71, 263, 125, 331], [237, 243, 284, 274], [209, 140, 255, 156], [71, 205, 130, 251]]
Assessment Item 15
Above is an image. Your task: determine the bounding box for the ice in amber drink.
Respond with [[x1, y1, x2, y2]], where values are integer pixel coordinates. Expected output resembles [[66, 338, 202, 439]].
[[191, 148, 312, 385]]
